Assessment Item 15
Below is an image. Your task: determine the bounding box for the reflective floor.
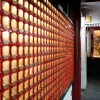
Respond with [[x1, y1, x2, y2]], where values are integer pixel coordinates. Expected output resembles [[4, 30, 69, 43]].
[[81, 77, 100, 100]]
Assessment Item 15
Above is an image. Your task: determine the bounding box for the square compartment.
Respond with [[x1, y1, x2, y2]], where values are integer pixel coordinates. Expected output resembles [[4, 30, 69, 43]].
[[25, 69, 28, 78], [11, 32, 17, 43], [11, 86, 17, 98], [25, 58, 29, 67], [2, 46, 10, 58], [2, 1, 10, 12], [2, 61, 10, 74], [3, 90, 10, 100], [18, 46, 23, 56], [11, 5, 17, 16], [11, 46, 17, 57], [30, 47, 33, 55], [11, 60, 17, 71], [18, 59, 24, 69], [2, 31, 10, 44], [2, 16, 10, 29], [24, 12, 28, 21], [11, 19, 17, 29], [24, 1, 29, 9], [24, 80, 28, 89], [24, 46, 28, 55], [30, 25, 33, 33], [18, 34, 23, 43], [24, 35, 28, 44], [18, 22, 23, 31], [11, 73, 17, 84], [18, 71, 23, 81], [3, 75, 9, 88], [18, 83, 23, 93], [30, 4, 33, 12], [18, 9, 23, 18], [30, 36, 33, 44]]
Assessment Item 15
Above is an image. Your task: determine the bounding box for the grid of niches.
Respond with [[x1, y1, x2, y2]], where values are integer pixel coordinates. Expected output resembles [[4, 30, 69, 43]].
[[0, 0, 74, 100]]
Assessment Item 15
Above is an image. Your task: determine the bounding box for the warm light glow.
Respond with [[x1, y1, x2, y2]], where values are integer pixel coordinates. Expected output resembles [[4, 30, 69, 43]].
[[3, 90, 10, 99], [30, 25, 33, 33], [24, 46, 28, 54], [86, 16, 91, 23], [2, 46, 9, 56], [11, 73, 17, 83], [19, 46, 23, 55], [38, 1, 40, 6], [30, 15, 33, 22], [34, 17, 37, 23], [19, 22, 23, 30], [18, 9, 23, 18], [25, 92, 28, 99], [24, 12, 28, 20], [30, 4, 33, 12], [18, 0, 23, 5], [30, 36, 33, 43], [18, 83, 23, 92], [24, 1, 28, 9], [11, 19, 17, 29], [34, 27, 37, 34], [19, 95, 23, 100], [11, 86, 17, 97], [11, 46, 17, 56], [25, 58, 28, 66], [18, 71, 23, 80], [2, 16, 10, 28], [34, 7, 37, 14], [34, 0, 37, 4], [25, 24, 28, 32], [19, 59, 23, 67], [30, 57, 33, 64], [11, 5, 17, 15], [11, 33, 17, 43], [30, 47, 33, 54], [3, 75, 9, 86], [25, 35, 28, 43], [11, 60, 17, 70], [25, 69, 28, 77], [18, 34, 23, 43], [34, 47, 37, 54], [2, 1, 10, 12], [3, 61, 9, 72], [2, 31, 9, 43], [38, 10, 40, 16]]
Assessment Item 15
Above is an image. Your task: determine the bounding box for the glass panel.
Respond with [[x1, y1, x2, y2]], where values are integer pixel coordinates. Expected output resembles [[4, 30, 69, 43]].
[[11, 46, 17, 58], [11, 73, 17, 84], [18, 22, 23, 31], [11, 19, 17, 29], [2, 46, 9, 58], [2, 31, 9, 44], [19, 46, 23, 56], [30, 4, 33, 12], [11, 5, 17, 15], [18, 71, 23, 80], [2, 16, 10, 29], [24, 1, 28, 9], [18, 34, 23, 43], [2, 61, 9, 74], [3, 90, 10, 100], [11, 32, 17, 43], [18, 9, 23, 18], [24, 12, 28, 20], [11, 60, 17, 71], [2, 1, 10, 12]]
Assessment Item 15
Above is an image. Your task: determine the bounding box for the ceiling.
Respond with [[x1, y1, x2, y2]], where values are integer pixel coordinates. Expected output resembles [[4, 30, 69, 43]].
[[81, 1, 100, 16]]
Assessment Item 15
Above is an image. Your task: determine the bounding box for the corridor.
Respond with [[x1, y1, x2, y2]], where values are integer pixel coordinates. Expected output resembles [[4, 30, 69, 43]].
[[81, 77, 100, 100]]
